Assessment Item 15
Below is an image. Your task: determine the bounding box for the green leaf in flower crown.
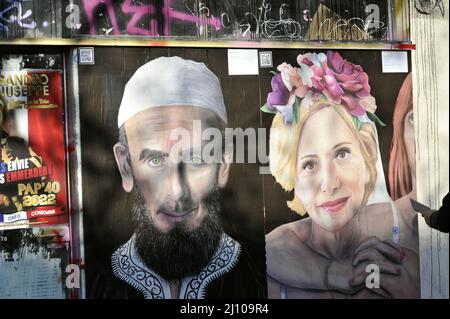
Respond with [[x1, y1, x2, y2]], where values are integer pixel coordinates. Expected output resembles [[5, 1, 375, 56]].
[[353, 116, 362, 131], [367, 112, 386, 127], [293, 97, 300, 124], [261, 103, 277, 114]]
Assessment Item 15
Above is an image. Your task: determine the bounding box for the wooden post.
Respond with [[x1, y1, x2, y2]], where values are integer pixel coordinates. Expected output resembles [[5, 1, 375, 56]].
[[410, 0, 449, 299]]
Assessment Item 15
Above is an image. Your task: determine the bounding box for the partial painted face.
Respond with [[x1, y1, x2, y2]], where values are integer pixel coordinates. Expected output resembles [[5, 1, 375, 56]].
[[0, 110, 16, 136], [295, 107, 369, 232], [115, 105, 230, 234], [3, 118, 16, 136], [403, 110, 415, 179]]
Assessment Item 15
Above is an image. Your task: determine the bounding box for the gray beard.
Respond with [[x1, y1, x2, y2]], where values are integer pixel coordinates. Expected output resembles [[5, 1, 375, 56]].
[[131, 186, 223, 282]]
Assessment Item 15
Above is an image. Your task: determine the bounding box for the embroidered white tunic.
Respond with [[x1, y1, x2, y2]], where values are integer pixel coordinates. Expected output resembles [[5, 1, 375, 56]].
[[111, 233, 241, 299]]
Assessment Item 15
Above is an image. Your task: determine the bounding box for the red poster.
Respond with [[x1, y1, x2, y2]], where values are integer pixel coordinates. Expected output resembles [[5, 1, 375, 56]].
[[0, 70, 68, 229]]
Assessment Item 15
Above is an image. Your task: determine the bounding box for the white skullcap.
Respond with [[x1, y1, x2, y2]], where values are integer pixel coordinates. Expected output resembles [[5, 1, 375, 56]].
[[118, 56, 227, 127]]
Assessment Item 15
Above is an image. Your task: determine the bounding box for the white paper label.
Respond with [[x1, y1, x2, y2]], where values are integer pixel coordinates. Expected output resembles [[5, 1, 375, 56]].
[[382, 51, 409, 73], [3, 211, 27, 223], [228, 49, 259, 75]]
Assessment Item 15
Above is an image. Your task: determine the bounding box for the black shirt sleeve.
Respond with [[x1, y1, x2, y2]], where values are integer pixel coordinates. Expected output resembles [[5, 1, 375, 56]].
[[430, 193, 449, 233]]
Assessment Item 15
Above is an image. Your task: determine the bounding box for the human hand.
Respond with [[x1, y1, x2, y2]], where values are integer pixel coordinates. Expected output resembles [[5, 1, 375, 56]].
[[0, 193, 9, 206], [326, 257, 402, 296], [1, 146, 13, 162], [326, 259, 362, 294], [350, 237, 420, 299], [421, 209, 436, 228], [325, 236, 402, 296]]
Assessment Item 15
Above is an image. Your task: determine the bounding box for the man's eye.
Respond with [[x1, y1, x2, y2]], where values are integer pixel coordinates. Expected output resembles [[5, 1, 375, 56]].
[[189, 155, 204, 166], [303, 161, 315, 171], [148, 156, 164, 167], [336, 148, 350, 160]]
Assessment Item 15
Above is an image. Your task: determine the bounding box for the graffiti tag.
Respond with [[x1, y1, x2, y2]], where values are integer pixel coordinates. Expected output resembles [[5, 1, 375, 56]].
[[414, 0, 445, 17], [0, 0, 37, 36]]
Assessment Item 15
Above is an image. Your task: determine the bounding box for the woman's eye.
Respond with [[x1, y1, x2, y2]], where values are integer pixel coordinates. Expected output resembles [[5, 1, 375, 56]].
[[303, 161, 315, 171], [336, 148, 350, 159], [148, 156, 164, 167], [408, 112, 414, 125]]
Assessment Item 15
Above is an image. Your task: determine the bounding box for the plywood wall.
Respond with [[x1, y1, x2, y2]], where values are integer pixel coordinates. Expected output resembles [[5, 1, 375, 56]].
[[410, 0, 449, 299]]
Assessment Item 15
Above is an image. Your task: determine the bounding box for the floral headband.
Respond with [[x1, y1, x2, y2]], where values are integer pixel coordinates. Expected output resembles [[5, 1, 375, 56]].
[[261, 51, 385, 129]]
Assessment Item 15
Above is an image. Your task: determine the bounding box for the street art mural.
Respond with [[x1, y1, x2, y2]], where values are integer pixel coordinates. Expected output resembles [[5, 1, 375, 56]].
[[65, 47, 419, 299], [0, 0, 447, 303], [80, 50, 269, 299], [262, 50, 419, 299], [0, 36, 435, 300], [90, 56, 264, 299], [0, 0, 410, 41]]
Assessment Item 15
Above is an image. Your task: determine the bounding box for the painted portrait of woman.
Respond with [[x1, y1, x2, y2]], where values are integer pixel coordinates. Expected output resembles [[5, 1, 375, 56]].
[[388, 73, 419, 251], [263, 52, 420, 299], [389, 73, 415, 202]]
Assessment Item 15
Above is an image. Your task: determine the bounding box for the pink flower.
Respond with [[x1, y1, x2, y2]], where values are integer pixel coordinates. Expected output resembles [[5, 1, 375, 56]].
[[277, 63, 294, 91], [325, 51, 373, 115], [264, 50, 380, 124], [360, 96, 377, 114], [328, 51, 371, 98], [297, 53, 327, 91], [300, 90, 322, 109]]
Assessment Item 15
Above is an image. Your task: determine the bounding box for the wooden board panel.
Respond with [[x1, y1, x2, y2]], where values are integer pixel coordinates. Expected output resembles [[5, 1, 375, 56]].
[[410, 0, 449, 299]]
